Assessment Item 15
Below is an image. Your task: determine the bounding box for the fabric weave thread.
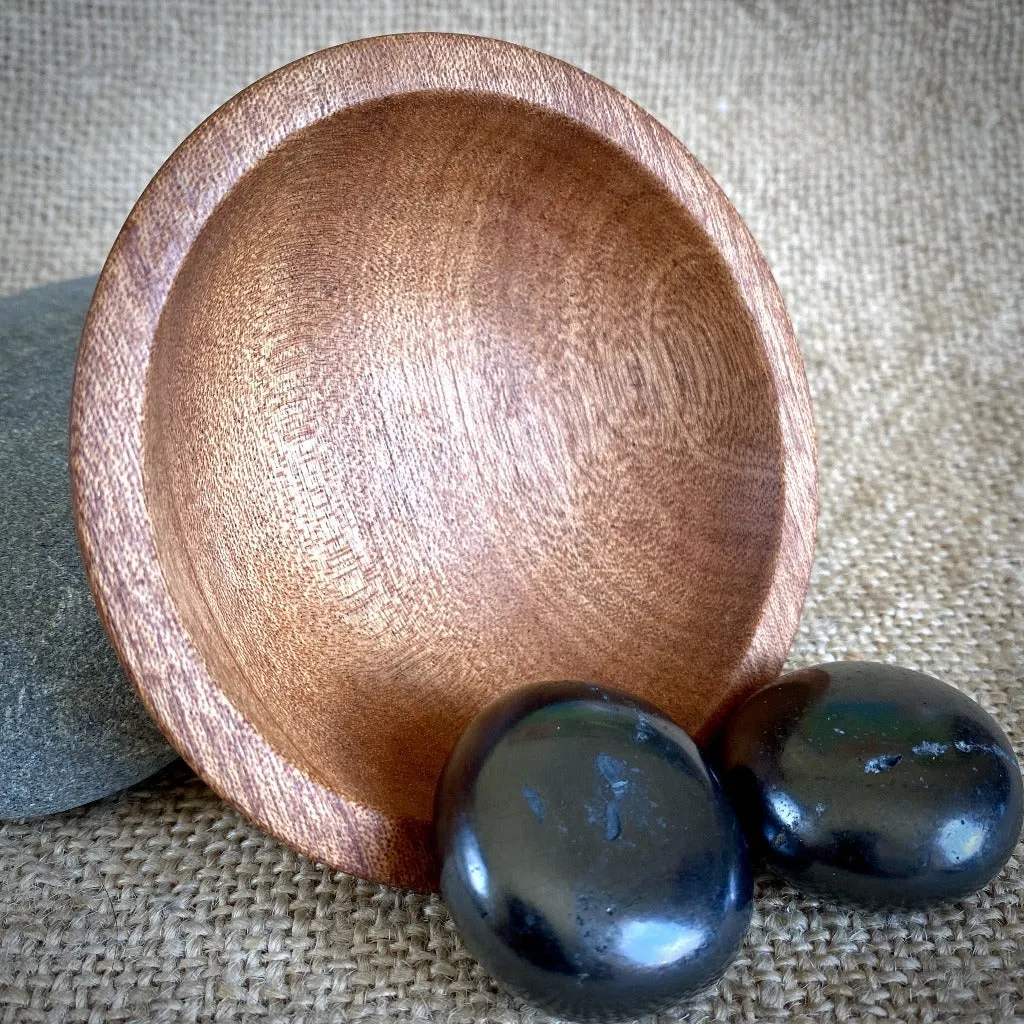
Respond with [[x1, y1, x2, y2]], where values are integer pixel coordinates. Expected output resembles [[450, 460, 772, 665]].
[[1, 1, 1021, 1021]]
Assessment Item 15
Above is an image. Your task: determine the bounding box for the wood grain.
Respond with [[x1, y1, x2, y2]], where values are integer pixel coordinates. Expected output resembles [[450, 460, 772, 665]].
[[70, 33, 818, 891]]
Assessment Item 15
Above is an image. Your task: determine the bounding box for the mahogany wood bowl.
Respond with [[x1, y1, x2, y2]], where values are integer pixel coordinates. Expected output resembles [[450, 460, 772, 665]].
[[71, 33, 817, 891]]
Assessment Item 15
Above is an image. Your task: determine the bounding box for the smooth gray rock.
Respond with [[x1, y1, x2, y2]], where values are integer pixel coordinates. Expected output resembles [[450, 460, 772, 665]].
[[1, 278, 178, 818]]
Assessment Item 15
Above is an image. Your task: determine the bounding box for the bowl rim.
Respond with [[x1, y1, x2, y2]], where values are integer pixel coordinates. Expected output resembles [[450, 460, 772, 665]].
[[70, 31, 818, 891]]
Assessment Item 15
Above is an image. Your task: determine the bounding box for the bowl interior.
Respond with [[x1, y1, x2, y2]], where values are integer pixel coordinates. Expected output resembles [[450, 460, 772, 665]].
[[142, 88, 787, 835]]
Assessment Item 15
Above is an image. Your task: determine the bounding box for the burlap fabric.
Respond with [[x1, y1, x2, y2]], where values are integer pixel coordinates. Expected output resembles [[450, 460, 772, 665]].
[[1, 1, 1021, 1021]]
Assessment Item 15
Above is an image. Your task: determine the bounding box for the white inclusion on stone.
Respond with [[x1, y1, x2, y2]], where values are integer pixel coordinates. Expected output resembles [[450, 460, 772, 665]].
[[521, 785, 545, 823], [634, 712, 655, 742], [596, 753, 630, 795], [605, 802, 621, 841], [913, 741, 948, 756], [955, 739, 1009, 760]]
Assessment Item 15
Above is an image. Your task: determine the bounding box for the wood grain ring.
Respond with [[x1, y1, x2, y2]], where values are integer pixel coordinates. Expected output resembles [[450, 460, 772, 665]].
[[71, 33, 817, 891]]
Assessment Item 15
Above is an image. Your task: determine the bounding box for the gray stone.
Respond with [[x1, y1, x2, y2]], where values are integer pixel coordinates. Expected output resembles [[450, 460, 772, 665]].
[[1, 278, 178, 818]]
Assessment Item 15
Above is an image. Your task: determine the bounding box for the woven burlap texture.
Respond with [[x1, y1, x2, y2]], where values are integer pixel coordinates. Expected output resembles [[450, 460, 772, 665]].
[[1, 1, 1022, 1021]]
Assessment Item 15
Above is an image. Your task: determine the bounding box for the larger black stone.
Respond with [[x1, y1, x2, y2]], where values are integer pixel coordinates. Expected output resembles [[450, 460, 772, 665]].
[[0, 278, 178, 818], [434, 681, 752, 1021], [717, 661, 1023, 906]]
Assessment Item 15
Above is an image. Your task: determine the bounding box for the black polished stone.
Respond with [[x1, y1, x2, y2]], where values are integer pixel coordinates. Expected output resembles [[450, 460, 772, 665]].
[[716, 661, 1024, 907], [434, 681, 752, 1022]]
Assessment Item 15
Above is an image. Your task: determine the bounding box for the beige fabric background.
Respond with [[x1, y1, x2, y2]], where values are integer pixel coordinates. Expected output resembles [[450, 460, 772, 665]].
[[1, 1, 1022, 1021]]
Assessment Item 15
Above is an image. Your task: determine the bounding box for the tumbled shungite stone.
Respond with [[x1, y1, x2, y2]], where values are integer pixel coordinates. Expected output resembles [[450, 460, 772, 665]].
[[717, 661, 1024, 906], [434, 681, 751, 1021]]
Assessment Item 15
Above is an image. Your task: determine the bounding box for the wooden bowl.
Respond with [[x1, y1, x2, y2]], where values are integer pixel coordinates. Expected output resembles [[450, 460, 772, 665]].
[[71, 33, 817, 891]]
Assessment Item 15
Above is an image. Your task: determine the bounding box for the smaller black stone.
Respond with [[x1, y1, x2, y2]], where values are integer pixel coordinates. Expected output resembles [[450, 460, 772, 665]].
[[434, 681, 752, 1022], [716, 661, 1024, 907]]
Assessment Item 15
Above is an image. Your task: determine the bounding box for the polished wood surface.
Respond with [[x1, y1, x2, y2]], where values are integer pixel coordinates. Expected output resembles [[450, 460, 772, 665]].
[[71, 33, 817, 891]]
